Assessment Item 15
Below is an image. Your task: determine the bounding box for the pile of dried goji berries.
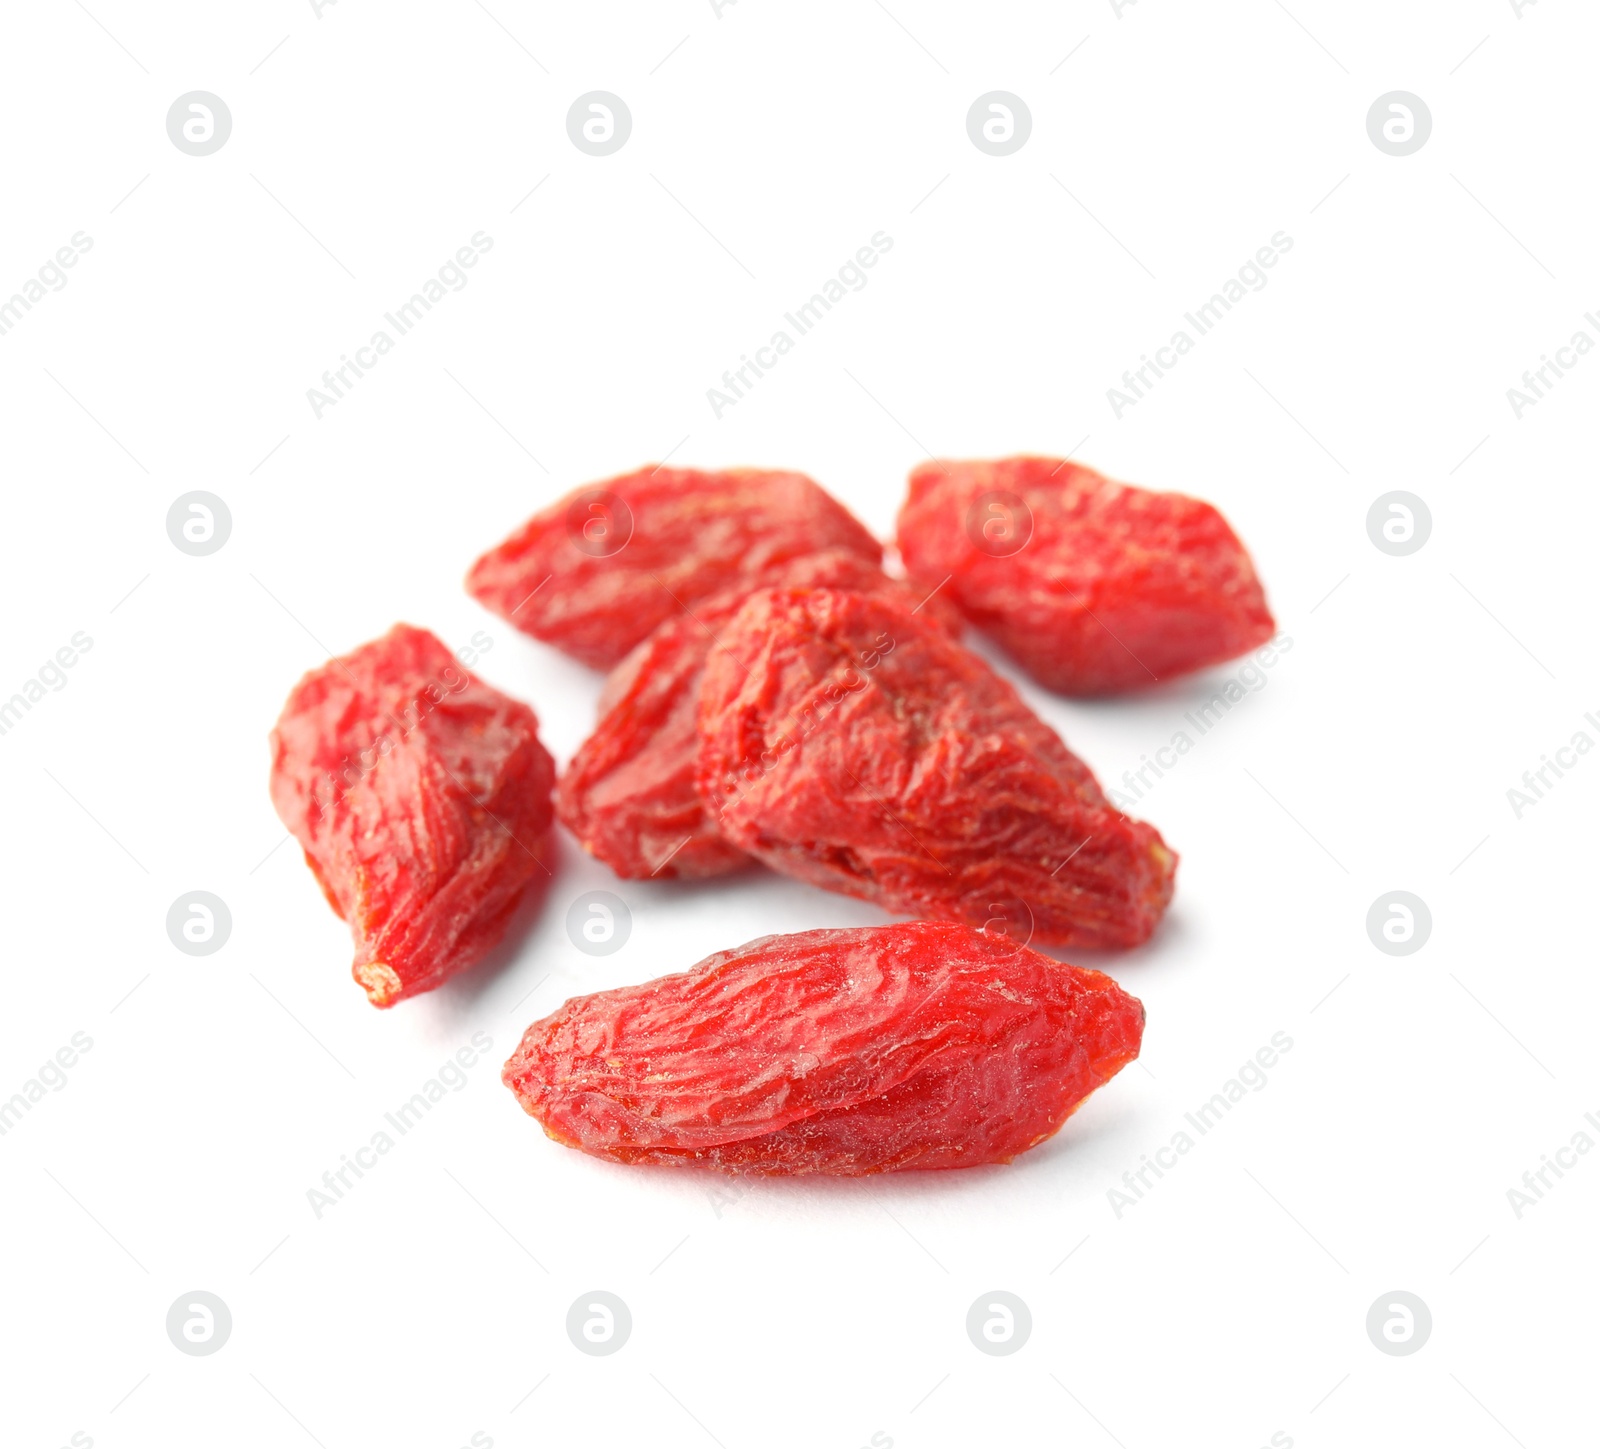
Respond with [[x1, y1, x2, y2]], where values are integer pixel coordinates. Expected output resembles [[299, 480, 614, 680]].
[[270, 458, 1273, 1176]]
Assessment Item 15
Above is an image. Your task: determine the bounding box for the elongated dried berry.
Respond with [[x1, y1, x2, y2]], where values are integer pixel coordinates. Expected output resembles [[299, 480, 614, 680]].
[[503, 922, 1143, 1174], [897, 456, 1275, 695], [269, 624, 554, 1007], [697, 588, 1176, 948], [557, 551, 958, 879], [465, 466, 882, 670]]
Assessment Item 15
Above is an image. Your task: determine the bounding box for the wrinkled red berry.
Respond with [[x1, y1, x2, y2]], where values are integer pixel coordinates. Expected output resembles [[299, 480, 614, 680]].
[[557, 551, 959, 879], [502, 921, 1144, 1174], [896, 456, 1275, 695], [465, 466, 883, 670], [697, 588, 1176, 948], [269, 624, 554, 1007]]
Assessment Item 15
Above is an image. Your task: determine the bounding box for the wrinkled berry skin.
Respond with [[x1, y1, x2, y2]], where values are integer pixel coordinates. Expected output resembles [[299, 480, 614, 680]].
[[557, 552, 960, 880], [465, 466, 883, 670], [897, 456, 1275, 695], [503, 922, 1144, 1174], [557, 605, 751, 881], [269, 625, 554, 1007], [697, 589, 1176, 948]]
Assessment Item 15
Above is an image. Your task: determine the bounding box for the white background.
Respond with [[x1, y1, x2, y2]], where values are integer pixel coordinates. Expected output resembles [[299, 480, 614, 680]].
[[2, 2, 1596, 1446]]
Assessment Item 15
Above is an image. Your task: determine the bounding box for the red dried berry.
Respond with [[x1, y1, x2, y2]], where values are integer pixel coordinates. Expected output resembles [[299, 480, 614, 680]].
[[697, 588, 1176, 948], [269, 624, 555, 1007], [557, 551, 960, 880], [896, 456, 1275, 695], [465, 466, 883, 670], [557, 607, 750, 881], [502, 921, 1144, 1174]]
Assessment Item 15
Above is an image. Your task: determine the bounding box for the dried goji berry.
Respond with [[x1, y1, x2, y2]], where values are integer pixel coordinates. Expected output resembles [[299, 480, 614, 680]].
[[896, 456, 1275, 695], [269, 624, 555, 1007], [557, 551, 959, 879], [697, 588, 1176, 948], [502, 921, 1144, 1174], [465, 466, 883, 670]]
